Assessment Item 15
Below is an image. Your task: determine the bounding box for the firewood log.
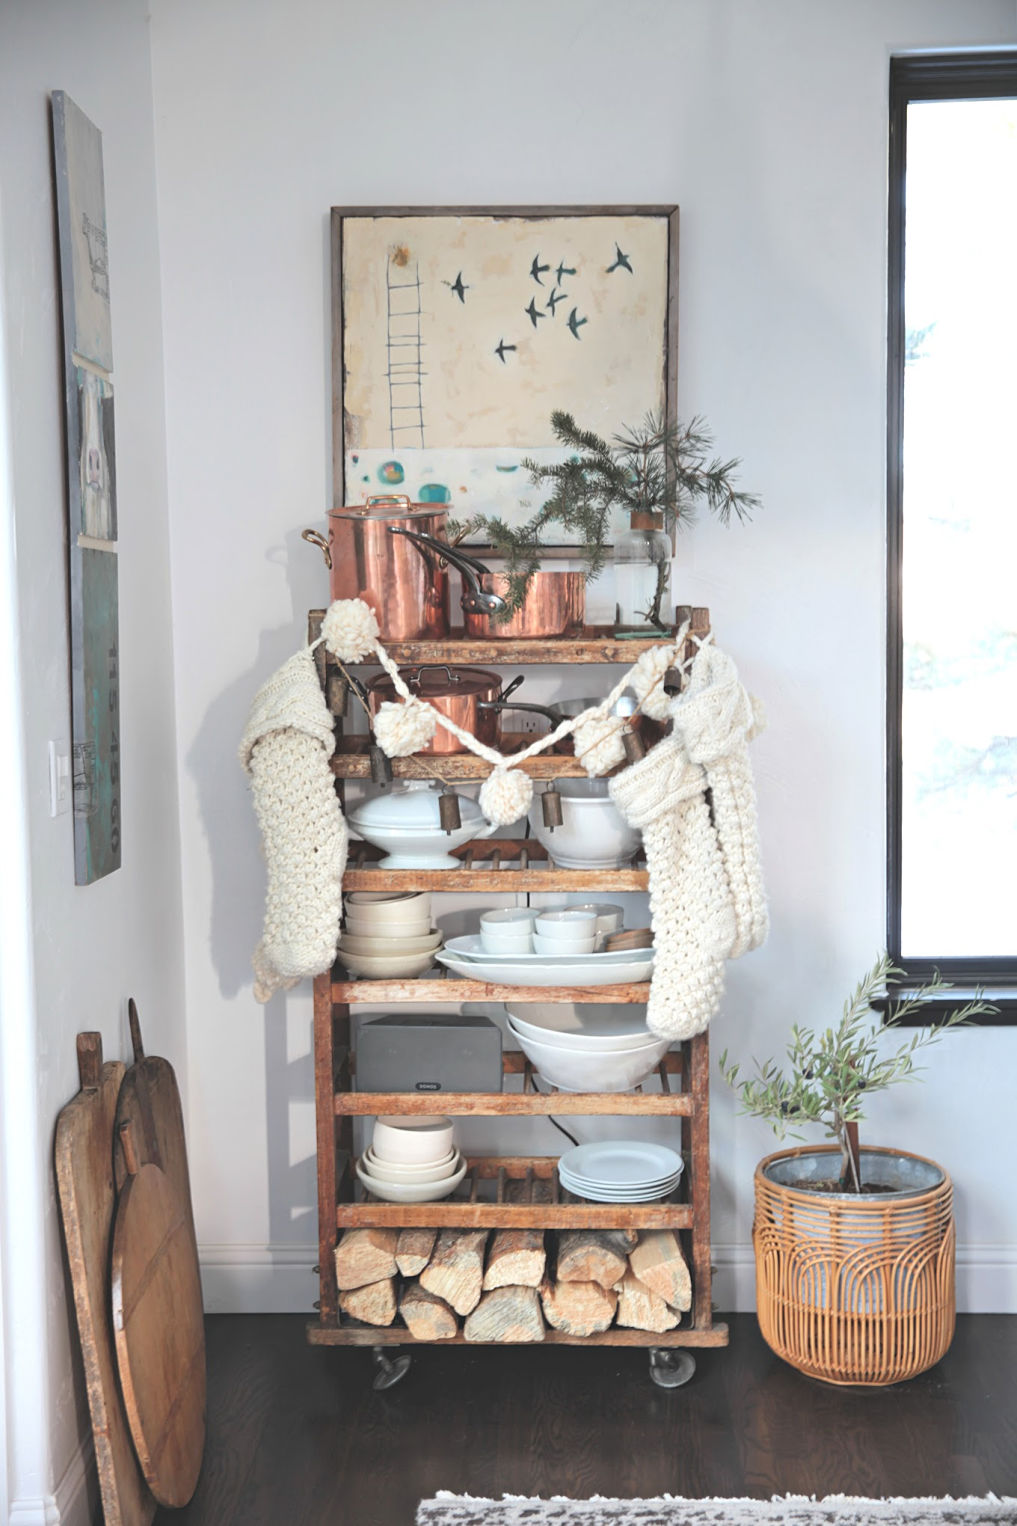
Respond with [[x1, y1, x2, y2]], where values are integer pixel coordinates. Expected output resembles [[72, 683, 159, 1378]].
[[398, 1280, 458, 1340], [334, 1227, 399, 1291], [463, 1285, 545, 1343], [483, 1227, 546, 1291], [555, 1230, 630, 1290], [395, 1227, 438, 1279], [339, 1276, 397, 1326], [615, 1269, 680, 1332], [540, 1277, 617, 1336], [419, 1228, 489, 1316], [628, 1229, 692, 1312]]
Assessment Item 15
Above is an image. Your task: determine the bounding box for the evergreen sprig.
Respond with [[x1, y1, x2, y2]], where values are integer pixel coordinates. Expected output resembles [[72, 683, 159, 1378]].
[[719, 953, 995, 1191]]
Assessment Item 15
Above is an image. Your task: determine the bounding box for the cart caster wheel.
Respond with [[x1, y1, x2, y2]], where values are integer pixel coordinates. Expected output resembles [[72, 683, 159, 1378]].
[[648, 1347, 696, 1389], [371, 1347, 412, 1390]]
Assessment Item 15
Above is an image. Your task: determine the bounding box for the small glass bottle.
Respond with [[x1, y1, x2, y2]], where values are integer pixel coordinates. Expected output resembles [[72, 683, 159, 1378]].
[[612, 511, 673, 636]]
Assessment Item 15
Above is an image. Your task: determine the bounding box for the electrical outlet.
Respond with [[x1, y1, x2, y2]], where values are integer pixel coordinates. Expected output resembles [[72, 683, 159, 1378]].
[[49, 739, 71, 817]]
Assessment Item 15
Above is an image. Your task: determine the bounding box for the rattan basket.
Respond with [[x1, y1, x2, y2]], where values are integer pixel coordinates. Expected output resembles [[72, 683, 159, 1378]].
[[753, 1144, 955, 1386]]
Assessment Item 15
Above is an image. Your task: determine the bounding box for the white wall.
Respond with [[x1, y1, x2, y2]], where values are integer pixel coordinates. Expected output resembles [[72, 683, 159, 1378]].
[[0, 1, 185, 1520], [149, 0, 1017, 1321]]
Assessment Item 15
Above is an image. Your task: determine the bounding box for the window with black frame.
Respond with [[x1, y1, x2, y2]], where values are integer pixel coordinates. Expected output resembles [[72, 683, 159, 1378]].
[[887, 53, 1017, 1021]]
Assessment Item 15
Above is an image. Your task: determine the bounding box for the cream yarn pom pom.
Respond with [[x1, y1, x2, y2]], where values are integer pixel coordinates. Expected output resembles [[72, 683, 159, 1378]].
[[573, 711, 627, 777], [320, 597, 380, 664], [373, 697, 437, 758], [479, 767, 533, 827], [630, 644, 678, 722]]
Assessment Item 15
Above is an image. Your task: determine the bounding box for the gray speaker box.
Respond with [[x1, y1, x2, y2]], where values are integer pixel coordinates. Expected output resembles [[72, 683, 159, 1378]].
[[355, 1013, 503, 1094]]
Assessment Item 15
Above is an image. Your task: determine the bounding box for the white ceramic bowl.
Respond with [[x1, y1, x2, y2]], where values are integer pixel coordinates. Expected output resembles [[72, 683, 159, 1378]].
[[481, 929, 535, 954], [343, 911, 433, 939], [347, 890, 431, 908], [372, 1114, 455, 1164], [532, 932, 595, 955], [348, 783, 497, 869], [506, 1002, 654, 1053], [338, 949, 437, 979], [338, 929, 442, 956], [480, 908, 536, 933], [355, 1157, 467, 1203], [528, 780, 641, 869], [361, 1147, 460, 1183], [507, 1021, 668, 1092], [534, 908, 598, 938], [566, 903, 625, 934]]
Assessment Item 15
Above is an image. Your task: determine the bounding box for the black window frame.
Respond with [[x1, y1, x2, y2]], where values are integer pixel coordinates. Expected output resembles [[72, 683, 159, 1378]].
[[886, 51, 1017, 1024]]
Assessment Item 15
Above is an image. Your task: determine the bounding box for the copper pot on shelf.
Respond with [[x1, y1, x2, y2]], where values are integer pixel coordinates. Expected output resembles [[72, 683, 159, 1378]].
[[366, 667, 525, 756], [388, 527, 585, 640], [302, 495, 451, 642]]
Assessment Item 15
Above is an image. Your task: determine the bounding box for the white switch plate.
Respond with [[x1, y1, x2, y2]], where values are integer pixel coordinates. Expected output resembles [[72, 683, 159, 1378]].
[[49, 739, 71, 817]]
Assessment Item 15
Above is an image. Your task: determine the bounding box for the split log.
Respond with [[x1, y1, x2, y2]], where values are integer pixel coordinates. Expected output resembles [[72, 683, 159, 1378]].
[[483, 1229, 546, 1291], [555, 1230, 630, 1290], [615, 1269, 680, 1333], [540, 1277, 617, 1336], [419, 1229, 489, 1316], [395, 1227, 438, 1279], [464, 1285, 545, 1343], [399, 1280, 458, 1341], [339, 1277, 397, 1327], [628, 1229, 692, 1312], [334, 1227, 399, 1291]]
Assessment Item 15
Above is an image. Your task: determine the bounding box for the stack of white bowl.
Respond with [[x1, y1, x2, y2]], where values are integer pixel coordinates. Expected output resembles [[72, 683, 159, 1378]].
[[505, 1001, 670, 1092], [356, 1115, 467, 1203], [339, 891, 441, 978]]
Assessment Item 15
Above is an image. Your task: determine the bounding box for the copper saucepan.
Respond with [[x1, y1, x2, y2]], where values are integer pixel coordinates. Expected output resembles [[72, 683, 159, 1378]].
[[366, 667, 525, 756], [388, 527, 585, 639], [302, 496, 451, 642]]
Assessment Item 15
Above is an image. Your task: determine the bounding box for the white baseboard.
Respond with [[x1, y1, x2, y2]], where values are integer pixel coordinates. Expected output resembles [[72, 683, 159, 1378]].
[[200, 1241, 1017, 1315], [8, 1433, 94, 1526]]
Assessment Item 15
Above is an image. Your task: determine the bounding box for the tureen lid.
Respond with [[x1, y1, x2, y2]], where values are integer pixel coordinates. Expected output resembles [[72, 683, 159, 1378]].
[[349, 781, 484, 830]]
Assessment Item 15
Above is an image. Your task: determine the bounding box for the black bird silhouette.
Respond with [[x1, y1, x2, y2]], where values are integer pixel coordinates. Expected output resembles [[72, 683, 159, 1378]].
[[443, 270, 468, 301], [525, 297, 547, 328], [495, 339, 517, 363], [606, 244, 633, 273], [567, 307, 588, 339], [530, 253, 550, 285], [556, 261, 577, 284], [546, 287, 566, 315]]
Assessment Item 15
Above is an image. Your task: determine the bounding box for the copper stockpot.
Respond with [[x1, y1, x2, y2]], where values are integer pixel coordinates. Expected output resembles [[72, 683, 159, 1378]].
[[388, 528, 585, 639], [302, 496, 450, 642], [366, 667, 525, 756]]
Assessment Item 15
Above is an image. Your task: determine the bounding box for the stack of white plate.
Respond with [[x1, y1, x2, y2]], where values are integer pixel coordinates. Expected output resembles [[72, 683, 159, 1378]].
[[557, 1140, 684, 1203], [339, 891, 442, 978], [435, 935, 653, 988], [355, 1115, 467, 1204]]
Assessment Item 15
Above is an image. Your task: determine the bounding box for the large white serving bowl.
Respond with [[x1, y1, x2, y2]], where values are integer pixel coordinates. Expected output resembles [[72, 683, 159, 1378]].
[[338, 929, 442, 956], [506, 1022, 669, 1092], [348, 782, 497, 869], [338, 948, 437, 979], [344, 911, 434, 939], [355, 1157, 467, 1203], [505, 1002, 654, 1052], [361, 1146, 460, 1183], [436, 947, 653, 987], [372, 1114, 455, 1163], [528, 779, 641, 869]]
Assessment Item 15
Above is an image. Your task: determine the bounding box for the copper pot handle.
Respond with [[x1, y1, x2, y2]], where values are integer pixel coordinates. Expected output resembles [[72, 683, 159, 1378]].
[[365, 494, 413, 511], [301, 527, 332, 571], [388, 526, 506, 616]]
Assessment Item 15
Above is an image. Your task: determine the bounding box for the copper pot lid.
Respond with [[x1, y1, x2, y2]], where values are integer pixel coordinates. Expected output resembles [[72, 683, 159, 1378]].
[[329, 493, 448, 522], [369, 665, 502, 702]]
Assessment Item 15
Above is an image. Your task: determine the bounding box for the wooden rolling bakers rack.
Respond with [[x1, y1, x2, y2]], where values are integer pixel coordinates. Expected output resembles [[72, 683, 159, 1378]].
[[306, 607, 729, 1386]]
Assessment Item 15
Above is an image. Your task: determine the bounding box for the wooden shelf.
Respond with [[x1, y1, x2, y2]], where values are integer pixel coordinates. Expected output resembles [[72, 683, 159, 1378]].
[[307, 1321, 729, 1349], [340, 839, 649, 892], [332, 735, 591, 780], [332, 977, 653, 1005]]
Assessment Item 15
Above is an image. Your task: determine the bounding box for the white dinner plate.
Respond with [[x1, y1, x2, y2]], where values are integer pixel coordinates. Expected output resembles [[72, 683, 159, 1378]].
[[505, 1002, 653, 1051], [558, 1177, 681, 1203], [444, 935, 653, 965], [355, 1157, 467, 1203], [435, 951, 654, 987], [558, 1167, 684, 1196], [558, 1140, 683, 1186]]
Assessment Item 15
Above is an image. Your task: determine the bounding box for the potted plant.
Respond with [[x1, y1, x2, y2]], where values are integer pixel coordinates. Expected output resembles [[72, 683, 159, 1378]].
[[454, 410, 759, 631], [719, 953, 995, 1386]]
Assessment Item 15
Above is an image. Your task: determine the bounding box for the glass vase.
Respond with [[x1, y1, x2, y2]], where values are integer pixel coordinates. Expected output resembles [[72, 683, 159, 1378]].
[[612, 511, 673, 636]]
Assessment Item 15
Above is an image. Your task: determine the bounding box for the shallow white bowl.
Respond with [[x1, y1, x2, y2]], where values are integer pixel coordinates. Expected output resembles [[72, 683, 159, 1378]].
[[347, 890, 430, 909], [528, 780, 641, 869], [534, 908, 598, 937], [343, 912, 433, 939], [480, 908, 536, 932], [372, 1115, 455, 1164], [566, 903, 625, 934], [338, 929, 442, 956], [505, 1002, 654, 1053], [481, 930, 535, 955], [361, 1147, 461, 1183], [355, 1157, 467, 1203], [507, 1023, 668, 1092], [532, 932, 595, 955], [338, 948, 436, 979]]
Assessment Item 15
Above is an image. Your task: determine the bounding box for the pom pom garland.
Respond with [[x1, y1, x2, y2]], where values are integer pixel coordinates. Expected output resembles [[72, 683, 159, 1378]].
[[572, 712, 627, 777], [478, 767, 534, 827], [630, 644, 680, 722], [320, 597, 380, 664], [372, 697, 438, 758]]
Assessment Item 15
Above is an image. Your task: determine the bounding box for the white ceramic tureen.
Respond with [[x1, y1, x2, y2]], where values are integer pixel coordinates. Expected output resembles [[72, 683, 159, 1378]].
[[347, 781, 498, 869]]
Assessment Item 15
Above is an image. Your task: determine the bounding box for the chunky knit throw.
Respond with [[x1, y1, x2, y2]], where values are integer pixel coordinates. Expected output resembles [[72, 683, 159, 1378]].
[[239, 647, 347, 1003], [609, 642, 766, 1040]]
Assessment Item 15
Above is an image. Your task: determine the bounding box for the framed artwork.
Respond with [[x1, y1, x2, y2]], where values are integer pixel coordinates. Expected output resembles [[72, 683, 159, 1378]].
[[331, 205, 679, 545], [53, 91, 121, 882]]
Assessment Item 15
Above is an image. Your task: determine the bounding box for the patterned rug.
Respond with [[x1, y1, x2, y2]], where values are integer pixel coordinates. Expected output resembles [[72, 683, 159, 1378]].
[[415, 1497, 1017, 1526]]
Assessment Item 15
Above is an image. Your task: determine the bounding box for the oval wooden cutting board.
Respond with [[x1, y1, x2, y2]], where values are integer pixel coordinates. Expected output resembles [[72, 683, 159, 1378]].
[[111, 1157, 206, 1507]]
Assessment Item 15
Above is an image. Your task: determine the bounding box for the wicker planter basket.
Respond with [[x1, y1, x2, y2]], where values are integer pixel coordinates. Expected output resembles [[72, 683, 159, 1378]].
[[753, 1144, 955, 1387]]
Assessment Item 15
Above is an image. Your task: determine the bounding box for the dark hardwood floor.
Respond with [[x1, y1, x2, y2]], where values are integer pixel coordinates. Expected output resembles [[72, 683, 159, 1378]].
[[157, 1314, 1017, 1526]]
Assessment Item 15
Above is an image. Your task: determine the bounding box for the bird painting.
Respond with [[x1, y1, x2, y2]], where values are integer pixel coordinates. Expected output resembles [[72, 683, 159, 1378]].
[[556, 260, 577, 285], [606, 244, 633, 273], [567, 307, 588, 339], [494, 338, 517, 363], [443, 271, 469, 302], [525, 297, 547, 328], [530, 253, 550, 285], [546, 287, 566, 315]]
